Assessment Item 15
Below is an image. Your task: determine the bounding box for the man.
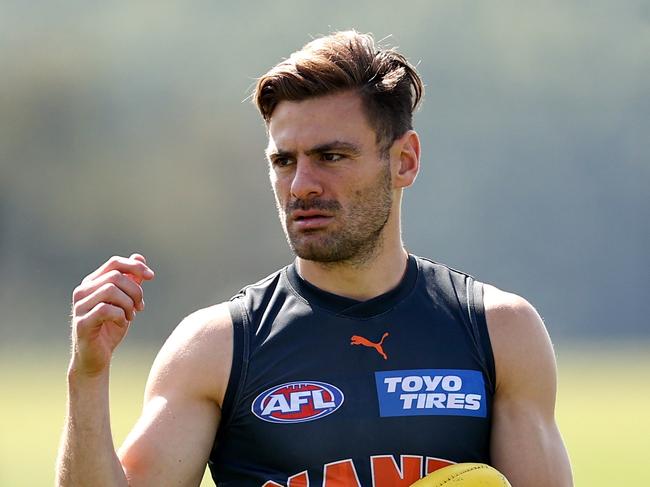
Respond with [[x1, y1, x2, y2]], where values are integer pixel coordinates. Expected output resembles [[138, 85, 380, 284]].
[[56, 31, 573, 486]]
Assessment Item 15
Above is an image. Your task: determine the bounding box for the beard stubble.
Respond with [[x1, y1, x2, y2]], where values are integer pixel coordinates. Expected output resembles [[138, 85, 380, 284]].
[[278, 162, 393, 267]]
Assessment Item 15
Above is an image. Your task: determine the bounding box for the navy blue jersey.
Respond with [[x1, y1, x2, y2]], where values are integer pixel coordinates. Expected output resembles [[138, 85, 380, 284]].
[[208, 254, 495, 486]]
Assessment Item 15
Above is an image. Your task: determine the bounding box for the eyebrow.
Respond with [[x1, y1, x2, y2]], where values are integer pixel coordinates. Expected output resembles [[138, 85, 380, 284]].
[[265, 140, 362, 160]]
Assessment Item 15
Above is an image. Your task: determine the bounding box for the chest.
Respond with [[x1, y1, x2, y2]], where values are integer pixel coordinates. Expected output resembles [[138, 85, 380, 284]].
[[213, 293, 493, 485]]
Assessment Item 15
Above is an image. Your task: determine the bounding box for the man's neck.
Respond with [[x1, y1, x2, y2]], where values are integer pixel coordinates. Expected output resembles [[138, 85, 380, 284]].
[[295, 246, 410, 301]]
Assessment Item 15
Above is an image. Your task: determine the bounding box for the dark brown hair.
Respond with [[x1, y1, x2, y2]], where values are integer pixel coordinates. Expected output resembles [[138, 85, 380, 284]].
[[254, 31, 424, 155]]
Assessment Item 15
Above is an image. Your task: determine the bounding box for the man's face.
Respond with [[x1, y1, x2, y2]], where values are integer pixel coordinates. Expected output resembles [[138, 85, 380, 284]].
[[266, 91, 394, 265]]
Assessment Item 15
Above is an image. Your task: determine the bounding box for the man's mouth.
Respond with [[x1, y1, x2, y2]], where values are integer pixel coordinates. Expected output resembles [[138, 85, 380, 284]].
[[290, 210, 334, 229]]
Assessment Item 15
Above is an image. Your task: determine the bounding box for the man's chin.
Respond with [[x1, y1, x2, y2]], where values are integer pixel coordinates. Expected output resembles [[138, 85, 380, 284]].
[[292, 247, 339, 263], [290, 240, 364, 264], [289, 240, 343, 263]]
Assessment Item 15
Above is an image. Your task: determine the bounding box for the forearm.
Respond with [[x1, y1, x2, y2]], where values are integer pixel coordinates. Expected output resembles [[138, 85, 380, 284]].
[[492, 418, 573, 487], [56, 368, 129, 487]]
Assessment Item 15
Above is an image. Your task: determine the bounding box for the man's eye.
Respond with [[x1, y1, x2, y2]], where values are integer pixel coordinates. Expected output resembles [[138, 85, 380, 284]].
[[273, 157, 293, 167], [321, 153, 343, 162]]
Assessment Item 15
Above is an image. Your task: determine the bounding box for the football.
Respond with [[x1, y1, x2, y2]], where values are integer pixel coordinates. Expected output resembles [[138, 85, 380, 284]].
[[410, 463, 512, 486]]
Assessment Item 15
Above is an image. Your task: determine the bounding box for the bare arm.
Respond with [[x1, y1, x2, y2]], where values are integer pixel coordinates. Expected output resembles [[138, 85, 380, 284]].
[[56, 255, 232, 487], [484, 284, 573, 487], [57, 254, 155, 487], [118, 303, 232, 486]]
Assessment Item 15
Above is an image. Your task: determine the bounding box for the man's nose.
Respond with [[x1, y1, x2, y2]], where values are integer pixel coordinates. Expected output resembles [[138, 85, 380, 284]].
[[291, 158, 323, 200]]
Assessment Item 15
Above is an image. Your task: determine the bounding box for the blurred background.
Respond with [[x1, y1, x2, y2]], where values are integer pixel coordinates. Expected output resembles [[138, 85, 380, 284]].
[[1, 1, 648, 485]]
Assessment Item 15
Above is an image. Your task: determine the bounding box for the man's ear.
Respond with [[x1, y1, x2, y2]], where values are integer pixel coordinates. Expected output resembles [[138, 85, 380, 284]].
[[391, 130, 420, 189]]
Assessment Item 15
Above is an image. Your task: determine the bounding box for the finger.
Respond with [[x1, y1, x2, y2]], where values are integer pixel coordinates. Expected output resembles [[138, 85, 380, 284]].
[[129, 253, 147, 265], [74, 270, 145, 311], [75, 302, 129, 338], [126, 254, 152, 286], [83, 255, 154, 284], [74, 269, 145, 309], [128, 255, 149, 285], [125, 272, 147, 286], [74, 282, 138, 322]]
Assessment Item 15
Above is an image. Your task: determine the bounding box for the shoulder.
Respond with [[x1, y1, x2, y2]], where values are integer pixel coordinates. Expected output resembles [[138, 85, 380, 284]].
[[482, 284, 557, 395], [145, 302, 233, 407], [483, 284, 544, 332]]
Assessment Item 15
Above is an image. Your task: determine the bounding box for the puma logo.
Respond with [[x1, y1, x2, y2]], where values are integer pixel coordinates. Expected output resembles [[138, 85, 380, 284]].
[[350, 332, 390, 360]]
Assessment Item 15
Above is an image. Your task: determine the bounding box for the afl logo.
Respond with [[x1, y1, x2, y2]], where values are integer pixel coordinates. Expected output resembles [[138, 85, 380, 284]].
[[252, 381, 344, 424]]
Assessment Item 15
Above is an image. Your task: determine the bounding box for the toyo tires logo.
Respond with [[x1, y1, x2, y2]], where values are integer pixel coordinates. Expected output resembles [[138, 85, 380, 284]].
[[252, 381, 344, 423]]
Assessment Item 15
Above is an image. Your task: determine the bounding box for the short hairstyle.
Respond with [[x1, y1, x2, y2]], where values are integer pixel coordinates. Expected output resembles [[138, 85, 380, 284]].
[[254, 30, 424, 156]]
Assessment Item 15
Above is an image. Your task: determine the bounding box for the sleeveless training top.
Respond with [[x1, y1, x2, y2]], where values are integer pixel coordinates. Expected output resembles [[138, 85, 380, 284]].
[[208, 254, 496, 486]]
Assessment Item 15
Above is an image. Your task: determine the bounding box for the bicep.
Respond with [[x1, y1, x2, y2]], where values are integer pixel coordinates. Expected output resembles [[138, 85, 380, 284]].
[[117, 304, 232, 487], [118, 392, 220, 487], [485, 285, 573, 487]]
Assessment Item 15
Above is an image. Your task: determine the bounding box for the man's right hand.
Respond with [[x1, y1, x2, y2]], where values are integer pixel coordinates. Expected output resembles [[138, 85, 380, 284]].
[[70, 253, 155, 378]]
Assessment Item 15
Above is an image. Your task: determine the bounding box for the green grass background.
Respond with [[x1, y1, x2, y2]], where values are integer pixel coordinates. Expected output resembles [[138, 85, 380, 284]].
[[1, 344, 648, 486]]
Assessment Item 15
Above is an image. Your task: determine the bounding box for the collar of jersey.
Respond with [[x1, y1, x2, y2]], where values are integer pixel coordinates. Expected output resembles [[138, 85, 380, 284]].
[[284, 254, 419, 318]]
